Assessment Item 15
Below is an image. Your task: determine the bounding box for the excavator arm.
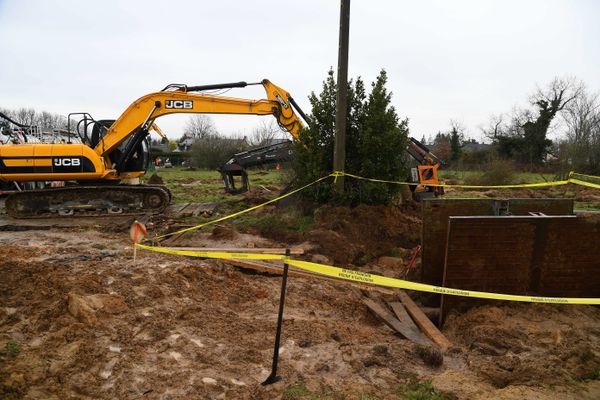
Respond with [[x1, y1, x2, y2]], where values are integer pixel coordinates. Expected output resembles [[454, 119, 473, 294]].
[[95, 80, 306, 172]]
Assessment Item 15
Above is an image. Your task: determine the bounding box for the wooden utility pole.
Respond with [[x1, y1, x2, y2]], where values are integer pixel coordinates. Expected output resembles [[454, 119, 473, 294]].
[[333, 0, 350, 193]]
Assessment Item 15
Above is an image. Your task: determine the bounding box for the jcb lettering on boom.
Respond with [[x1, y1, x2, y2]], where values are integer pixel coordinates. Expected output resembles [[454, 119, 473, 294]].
[[165, 100, 193, 109], [53, 158, 81, 167]]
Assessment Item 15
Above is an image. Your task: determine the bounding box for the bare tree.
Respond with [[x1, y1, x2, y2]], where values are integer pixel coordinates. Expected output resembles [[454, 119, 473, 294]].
[[183, 115, 216, 140], [14, 108, 36, 126], [248, 119, 286, 147], [485, 77, 584, 167], [482, 114, 505, 139], [190, 133, 248, 169], [560, 85, 600, 173], [38, 111, 67, 130], [563, 87, 600, 143], [530, 77, 583, 118]]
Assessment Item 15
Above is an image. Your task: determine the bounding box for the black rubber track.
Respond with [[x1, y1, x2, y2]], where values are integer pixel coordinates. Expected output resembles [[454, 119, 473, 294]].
[[5, 185, 171, 218]]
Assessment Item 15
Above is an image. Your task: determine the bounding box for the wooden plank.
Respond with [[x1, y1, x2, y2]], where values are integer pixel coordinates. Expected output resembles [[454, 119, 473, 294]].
[[169, 203, 189, 215], [163, 247, 304, 255], [192, 203, 218, 217], [174, 203, 191, 216], [157, 231, 187, 245], [387, 301, 429, 344], [179, 203, 199, 217], [221, 258, 395, 294], [362, 298, 431, 345], [398, 290, 451, 351]]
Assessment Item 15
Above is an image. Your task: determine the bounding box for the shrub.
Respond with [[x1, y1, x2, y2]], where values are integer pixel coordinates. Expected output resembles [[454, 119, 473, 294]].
[[4, 340, 21, 357], [465, 159, 516, 186], [400, 379, 457, 400], [293, 69, 409, 206], [190, 134, 247, 170]]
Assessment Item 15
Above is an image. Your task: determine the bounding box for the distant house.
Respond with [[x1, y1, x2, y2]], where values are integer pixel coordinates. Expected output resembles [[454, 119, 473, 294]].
[[150, 141, 170, 154], [261, 138, 290, 147], [178, 134, 194, 151], [224, 136, 249, 148], [462, 142, 492, 153]]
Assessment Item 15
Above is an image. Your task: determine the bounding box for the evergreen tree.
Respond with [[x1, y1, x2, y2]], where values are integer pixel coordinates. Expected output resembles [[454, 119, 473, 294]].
[[293, 69, 409, 205], [449, 127, 463, 163]]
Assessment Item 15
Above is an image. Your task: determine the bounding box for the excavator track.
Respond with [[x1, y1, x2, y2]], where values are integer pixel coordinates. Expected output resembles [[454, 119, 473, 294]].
[[5, 185, 171, 218]]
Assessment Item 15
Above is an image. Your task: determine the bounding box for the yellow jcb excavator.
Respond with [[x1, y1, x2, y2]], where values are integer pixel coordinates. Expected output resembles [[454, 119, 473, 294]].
[[0, 80, 307, 217]]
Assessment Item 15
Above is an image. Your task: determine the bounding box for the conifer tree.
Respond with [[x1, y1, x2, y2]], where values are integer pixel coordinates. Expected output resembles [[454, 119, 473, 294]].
[[293, 69, 409, 205]]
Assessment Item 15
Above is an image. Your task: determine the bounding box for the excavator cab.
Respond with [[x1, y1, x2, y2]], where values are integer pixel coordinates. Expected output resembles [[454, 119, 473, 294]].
[[69, 114, 149, 176], [406, 137, 444, 201]]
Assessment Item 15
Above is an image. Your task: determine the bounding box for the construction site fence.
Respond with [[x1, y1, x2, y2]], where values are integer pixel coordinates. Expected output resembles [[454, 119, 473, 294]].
[[155, 170, 600, 240], [134, 169, 600, 304], [135, 244, 600, 305]]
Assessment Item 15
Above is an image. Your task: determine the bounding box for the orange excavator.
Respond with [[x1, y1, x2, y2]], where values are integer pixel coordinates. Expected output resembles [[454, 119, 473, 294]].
[[0, 80, 306, 217], [405, 137, 444, 200]]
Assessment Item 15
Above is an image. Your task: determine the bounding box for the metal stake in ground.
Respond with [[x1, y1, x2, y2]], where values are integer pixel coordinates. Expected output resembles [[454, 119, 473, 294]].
[[262, 248, 291, 385]]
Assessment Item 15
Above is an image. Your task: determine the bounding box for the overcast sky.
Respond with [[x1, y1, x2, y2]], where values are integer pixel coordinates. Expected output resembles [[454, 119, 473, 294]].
[[1, 0, 599, 142]]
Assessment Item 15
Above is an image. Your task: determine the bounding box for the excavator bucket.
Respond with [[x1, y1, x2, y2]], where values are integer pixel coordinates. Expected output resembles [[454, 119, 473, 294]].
[[220, 163, 250, 194]]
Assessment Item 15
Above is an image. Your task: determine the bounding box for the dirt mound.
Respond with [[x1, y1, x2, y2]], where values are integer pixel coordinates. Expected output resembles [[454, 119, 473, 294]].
[[308, 204, 421, 264], [444, 304, 600, 388], [4, 224, 600, 399], [147, 172, 164, 185], [211, 225, 237, 240], [0, 238, 422, 399], [240, 190, 275, 206]]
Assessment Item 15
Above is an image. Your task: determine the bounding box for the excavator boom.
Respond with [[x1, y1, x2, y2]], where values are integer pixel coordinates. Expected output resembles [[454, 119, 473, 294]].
[[96, 80, 304, 163]]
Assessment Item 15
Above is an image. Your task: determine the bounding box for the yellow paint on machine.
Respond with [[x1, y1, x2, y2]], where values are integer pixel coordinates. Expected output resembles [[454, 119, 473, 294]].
[[3, 159, 32, 167], [0, 143, 107, 181], [2, 158, 52, 167]]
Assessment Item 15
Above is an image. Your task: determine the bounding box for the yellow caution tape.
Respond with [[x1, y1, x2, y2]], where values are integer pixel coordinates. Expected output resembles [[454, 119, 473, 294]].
[[152, 170, 598, 241], [154, 173, 334, 239], [286, 259, 600, 305], [136, 244, 600, 305], [135, 243, 286, 260], [341, 171, 571, 189], [569, 178, 600, 189], [570, 172, 600, 181]]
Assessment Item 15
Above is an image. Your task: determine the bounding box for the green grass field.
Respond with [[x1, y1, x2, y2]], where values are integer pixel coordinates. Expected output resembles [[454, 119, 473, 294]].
[[146, 167, 284, 204], [152, 167, 600, 215], [440, 169, 558, 184]]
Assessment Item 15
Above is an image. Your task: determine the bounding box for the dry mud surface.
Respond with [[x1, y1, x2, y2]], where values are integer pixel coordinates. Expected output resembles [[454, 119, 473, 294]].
[[2, 222, 600, 399]]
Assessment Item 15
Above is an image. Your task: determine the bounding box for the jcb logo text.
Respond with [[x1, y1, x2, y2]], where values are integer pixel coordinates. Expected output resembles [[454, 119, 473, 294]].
[[54, 158, 80, 167], [165, 100, 193, 109]]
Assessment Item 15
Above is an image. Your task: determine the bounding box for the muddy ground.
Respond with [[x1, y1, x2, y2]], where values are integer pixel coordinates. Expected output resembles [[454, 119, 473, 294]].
[[2, 208, 600, 399]]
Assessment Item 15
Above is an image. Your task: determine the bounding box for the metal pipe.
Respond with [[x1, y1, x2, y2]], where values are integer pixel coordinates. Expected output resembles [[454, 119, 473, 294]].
[[262, 248, 291, 385]]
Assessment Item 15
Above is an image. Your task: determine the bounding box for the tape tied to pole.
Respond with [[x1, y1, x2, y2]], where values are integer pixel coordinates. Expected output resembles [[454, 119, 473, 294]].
[[149, 170, 599, 242], [135, 244, 600, 305]]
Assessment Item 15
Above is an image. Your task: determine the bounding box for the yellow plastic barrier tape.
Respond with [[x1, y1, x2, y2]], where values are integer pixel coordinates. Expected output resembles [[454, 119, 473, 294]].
[[569, 178, 600, 189], [153, 173, 334, 240], [570, 172, 600, 181], [340, 171, 572, 189], [135, 243, 286, 261], [152, 170, 597, 241], [286, 259, 600, 305], [136, 244, 600, 305]]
